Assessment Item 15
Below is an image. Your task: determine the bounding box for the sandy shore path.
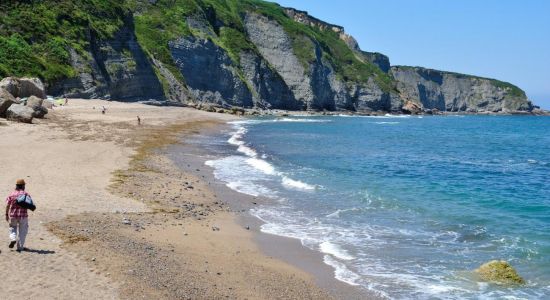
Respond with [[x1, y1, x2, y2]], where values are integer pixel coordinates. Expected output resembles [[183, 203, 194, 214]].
[[0, 100, 332, 299]]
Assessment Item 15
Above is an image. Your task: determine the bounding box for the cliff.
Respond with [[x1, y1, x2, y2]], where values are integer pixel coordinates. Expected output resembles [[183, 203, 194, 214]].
[[391, 66, 532, 113], [0, 0, 534, 113]]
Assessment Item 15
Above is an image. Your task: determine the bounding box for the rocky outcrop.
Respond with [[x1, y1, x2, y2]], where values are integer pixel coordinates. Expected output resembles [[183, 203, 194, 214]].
[[239, 51, 300, 109], [245, 12, 314, 107], [0, 77, 21, 97], [19, 78, 47, 98], [1, 77, 46, 99], [0, 88, 16, 117], [26, 96, 48, 118], [50, 18, 164, 101], [401, 100, 422, 114], [391, 66, 533, 112], [6, 104, 34, 123], [359, 52, 391, 73], [169, 36, 253, 107], [476, 260, 525, 285]]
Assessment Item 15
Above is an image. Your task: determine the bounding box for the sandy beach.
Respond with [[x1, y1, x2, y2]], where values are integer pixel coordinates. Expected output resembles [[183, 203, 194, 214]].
[[0, 100, 334, 299]]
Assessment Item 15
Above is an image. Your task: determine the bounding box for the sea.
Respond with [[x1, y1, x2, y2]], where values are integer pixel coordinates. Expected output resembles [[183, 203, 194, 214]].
[[193, 114, 549, 299]]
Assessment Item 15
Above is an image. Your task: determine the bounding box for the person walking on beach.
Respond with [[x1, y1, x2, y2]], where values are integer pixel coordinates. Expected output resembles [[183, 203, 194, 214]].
[[5, 179, 33, 252], [137, 115, 141, 125]]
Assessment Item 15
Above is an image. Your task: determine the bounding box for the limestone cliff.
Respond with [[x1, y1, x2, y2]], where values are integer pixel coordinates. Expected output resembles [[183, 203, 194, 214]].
[[0, 0, 534, 113], [391, 66, 533, 112]]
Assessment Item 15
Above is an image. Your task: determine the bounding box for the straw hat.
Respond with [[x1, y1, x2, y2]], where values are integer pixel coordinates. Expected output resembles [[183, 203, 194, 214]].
[[16, 179, 26, 185]]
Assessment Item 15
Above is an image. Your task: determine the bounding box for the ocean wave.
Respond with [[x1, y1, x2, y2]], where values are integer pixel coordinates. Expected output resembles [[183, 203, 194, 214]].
[[246, 157, 277, 175], [320, 241, 355, 260], [237, 144, 257, 157], [225, 181, 275, 198], [373, 121, 399, 125], [323, 255, 362, 286], [281, 176, 316, 191], [273, 118, 331, 123]]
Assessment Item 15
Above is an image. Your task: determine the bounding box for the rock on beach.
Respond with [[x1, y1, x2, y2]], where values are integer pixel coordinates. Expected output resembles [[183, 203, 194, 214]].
[[475, 260, 525, 285]]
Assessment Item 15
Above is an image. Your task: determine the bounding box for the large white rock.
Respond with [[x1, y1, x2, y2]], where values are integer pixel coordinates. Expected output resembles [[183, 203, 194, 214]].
[[6, 104, 34, 123]]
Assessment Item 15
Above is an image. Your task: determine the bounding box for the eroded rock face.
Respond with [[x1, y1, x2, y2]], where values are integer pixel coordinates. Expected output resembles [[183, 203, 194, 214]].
[[239, 51, 300, 110], [245, 12, 314, 106], [391, 66, 533, 113], [476, 260, 525, 285], [402, 100, 422, 114], [6, 104, 34, 123], [50, 18, 164, 101], [0, 87, 16, 117], [169, 36, 253, 107]]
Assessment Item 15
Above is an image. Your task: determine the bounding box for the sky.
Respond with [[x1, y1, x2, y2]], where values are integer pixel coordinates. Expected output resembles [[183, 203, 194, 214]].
[[272, 0, 550, 109]]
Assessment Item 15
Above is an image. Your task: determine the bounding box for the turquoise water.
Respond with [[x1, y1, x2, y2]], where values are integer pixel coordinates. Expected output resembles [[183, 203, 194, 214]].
[[204, 115, 550, 299]]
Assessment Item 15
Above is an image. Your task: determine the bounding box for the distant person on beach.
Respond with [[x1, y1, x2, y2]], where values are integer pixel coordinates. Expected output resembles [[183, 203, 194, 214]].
[[137, 116, 141, 125], [64, 97, 68, 105], [101, 106, 106, 114], [5, 179, 35, 252]]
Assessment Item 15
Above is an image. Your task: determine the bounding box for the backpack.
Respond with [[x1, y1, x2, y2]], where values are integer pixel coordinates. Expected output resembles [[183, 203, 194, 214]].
[[16, 193, 36, 211]]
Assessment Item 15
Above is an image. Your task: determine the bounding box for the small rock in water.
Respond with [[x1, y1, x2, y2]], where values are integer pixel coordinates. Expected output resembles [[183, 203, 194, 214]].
[[475, 260, 525, 285]]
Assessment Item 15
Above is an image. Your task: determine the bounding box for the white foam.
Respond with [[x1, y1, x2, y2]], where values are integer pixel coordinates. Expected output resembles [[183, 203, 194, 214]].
[[227, 125, 247, 146], [281, 176, 316, 190], [237, 145, 257, 157], [246, 158, 277, 175], [323, 255, 362, 286], [527, 159, 537, 164], [320, 241, 355, 260], [273, 118, 331, 123], [226, 181, 273, 198], [373, 121, 399, 125]]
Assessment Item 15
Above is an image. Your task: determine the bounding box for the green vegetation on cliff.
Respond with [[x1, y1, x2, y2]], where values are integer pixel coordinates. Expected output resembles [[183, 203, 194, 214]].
[[0, 0, 129, 81], [0, 0, 526, 106]]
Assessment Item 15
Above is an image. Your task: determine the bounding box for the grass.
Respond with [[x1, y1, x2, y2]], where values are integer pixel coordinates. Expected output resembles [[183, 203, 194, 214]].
[[0, 0, 129, 83]]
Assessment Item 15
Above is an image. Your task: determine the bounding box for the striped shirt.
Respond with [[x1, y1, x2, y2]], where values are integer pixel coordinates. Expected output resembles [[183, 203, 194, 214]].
[[6, 190, 29, 219]]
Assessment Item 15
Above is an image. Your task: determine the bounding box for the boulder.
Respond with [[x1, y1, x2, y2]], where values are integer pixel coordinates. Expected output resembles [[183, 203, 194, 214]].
[[19, 78, 47, 98], [0, 87, 16, 117], [475, 260, 525, 285], [25, 96, 48, 118], [42, 100, 54, 109], [402, 101, 422, 114], [6, 104, 34, 123], [0, 77, 21, 97], [32, 106, 48, 118], [26, 95, 44, 108]]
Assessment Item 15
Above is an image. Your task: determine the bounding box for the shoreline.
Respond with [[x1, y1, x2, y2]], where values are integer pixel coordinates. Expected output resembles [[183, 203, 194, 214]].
[[2, 99, 338, 299], [167, 126, 375, 299]]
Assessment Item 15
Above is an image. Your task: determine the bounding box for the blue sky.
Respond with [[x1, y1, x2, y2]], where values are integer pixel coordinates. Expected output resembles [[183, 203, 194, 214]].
[[272, 0, 550, 109]]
